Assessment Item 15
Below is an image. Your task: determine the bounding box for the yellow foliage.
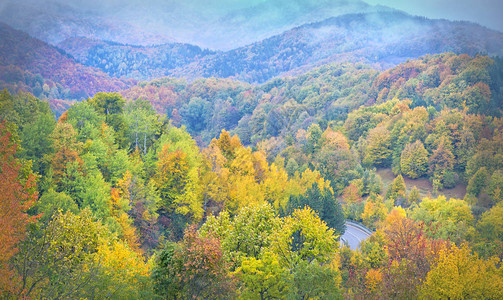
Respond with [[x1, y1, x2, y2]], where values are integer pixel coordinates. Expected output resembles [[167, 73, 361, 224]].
[[420, 244, 503, 299], [384, 207, 406, 228], [365, 269, 383, 292]]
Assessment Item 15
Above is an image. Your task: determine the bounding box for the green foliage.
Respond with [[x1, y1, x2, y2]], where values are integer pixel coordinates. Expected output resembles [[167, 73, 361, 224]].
[[467, 167, 489, 197], [409, 196, 474, 242], [385, 174, 406, 204], [13, 209, 106, 298], [269, 207, 338, 268], [400, 140, 428, 179], [283, 183, 346, 236], [36, 189, 79, 222], [235, 252, 290, 300], [363, 126, 392, 167], [288, 260, 342, 300], [200, 203, 280, 268]]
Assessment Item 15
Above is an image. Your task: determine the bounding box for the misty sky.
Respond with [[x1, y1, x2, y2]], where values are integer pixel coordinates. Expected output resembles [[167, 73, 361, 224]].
[[365, 0, 503, 32], [6, 0, 502, 33]]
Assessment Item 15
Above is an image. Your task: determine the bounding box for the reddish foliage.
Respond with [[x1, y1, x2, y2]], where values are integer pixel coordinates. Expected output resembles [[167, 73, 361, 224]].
[[0, 122, 38, 293]]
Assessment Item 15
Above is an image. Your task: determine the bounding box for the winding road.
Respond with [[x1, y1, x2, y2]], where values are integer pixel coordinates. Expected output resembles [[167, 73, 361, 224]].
[[341, 222, 373, 250]]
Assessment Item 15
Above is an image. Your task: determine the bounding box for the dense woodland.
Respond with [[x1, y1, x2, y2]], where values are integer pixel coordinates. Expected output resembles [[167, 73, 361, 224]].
[[2, 52, 503, 299]]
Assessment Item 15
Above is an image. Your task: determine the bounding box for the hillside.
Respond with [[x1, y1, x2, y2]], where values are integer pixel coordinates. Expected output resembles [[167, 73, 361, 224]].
[[57, 37, 215, 81], [0, 0, 376, 50], [121, 53, 503, 146], [58, 11, 503, 85], [2, 52, 503, 298], [168, 11, 503, 83], [0, 23, 135, 101]]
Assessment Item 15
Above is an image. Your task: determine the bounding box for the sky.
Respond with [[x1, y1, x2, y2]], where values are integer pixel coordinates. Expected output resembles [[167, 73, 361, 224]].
[[365, 0, 503, 32]]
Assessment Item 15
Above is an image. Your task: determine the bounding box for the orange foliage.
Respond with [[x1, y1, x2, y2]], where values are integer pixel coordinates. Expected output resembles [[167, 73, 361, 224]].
[[0, 122, 38, 293]]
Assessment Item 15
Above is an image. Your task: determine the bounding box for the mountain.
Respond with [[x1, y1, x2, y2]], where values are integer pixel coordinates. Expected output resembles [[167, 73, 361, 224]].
[[0, 23, 135, 101], [57, 37, 216, 81], [0, 0, 380, 50], [57, 11, 503, 84], [119, 53, 503, 146], [167, 11, 503, 83], [0, 0, 175, 46]]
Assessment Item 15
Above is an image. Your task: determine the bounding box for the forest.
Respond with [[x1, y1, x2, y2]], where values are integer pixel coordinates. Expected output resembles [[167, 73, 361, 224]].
[[1, 52, 503, 299]]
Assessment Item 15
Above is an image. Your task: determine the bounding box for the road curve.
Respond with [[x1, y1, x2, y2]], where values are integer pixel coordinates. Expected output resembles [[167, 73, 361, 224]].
[[341, 222, 373, 250]]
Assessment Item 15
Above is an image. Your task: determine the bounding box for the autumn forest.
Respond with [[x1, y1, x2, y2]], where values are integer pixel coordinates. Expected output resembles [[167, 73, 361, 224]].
[[1, 0, 503, 299]]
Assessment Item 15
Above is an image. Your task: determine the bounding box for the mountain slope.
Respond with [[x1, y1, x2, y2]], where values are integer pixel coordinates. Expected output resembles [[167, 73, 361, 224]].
[[0, 0, 379, 50], [58, 11, 503, 85], [57, 37, 216, 81], [0, 23, 135, 100], [169, 11, 503, 83]]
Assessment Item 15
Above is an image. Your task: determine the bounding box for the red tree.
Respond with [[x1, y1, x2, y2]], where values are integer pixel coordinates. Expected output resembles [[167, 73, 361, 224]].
[[0, 121, 38, 293]]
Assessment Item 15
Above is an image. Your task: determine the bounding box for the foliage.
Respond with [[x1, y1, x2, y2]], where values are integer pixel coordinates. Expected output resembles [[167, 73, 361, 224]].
[[400, 140, 428, 179], [420, 244, 503, 299], [0, 122, 38, 294], [152, 226, 234, 299]]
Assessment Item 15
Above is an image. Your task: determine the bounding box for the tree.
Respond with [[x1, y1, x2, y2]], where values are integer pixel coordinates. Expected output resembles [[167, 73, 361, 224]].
[[288, 260, 342, 300], [285, 183, 345, 236], [152, 226, 234, 299], [12, 210, 106, 298], [200, 203, 280, 268], [361, 193, 388, 230], [155, 146, 190, 213], [381, 214, 446, 299], [0, 122, 38, 294], [268, 207, 338, 268], [400, 140, 428, 179], [407, 186, 421, 206], [235, 252, 290, 300], [124, 97, 161, 154], [488, 170, 503, 205], [88, 92, 127, 148], [467, 167, 489, 197], [363, 126, 392, 167], [408, 196, 474, 242], [420, 244, 503, 299], [386, 174, 406, 204], [429, 137, 455, 187], [475, 202, 503, 258], [305, 123, 323, 154]]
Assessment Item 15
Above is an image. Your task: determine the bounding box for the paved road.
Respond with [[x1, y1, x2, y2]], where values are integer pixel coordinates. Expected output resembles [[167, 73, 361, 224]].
[[341, 222, 372, 250]]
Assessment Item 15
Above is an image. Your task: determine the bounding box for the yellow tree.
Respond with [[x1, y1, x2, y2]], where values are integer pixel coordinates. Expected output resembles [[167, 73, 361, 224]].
[[268, 207, 338, 268], [420, 244, 503, 299]]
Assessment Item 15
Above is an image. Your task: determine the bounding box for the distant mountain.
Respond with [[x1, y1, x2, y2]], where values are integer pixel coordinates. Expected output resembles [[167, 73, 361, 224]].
[[57, 37, 216, 81], [167, 11, 503, 83], [0, 0, 174, 46], [0, 23, 135, 101], [57, 11, 503, 85], [0, 0, 380, 50]]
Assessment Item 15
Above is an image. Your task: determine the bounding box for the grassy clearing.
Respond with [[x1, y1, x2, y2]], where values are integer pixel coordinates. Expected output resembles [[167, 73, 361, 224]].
[[376, 168, 466, 200]]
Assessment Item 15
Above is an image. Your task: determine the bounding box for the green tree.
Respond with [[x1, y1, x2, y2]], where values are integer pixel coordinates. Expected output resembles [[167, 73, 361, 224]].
[[200, 204, 280, 268], [386, 174, 406, 204], [363, 126, 392, 167], [235, 252, 290, 300], [284, 183, 345, 236], [305, 124, 323, 154], [124, 97, 161, 154], [288, 260, 342, 300], [268, 207, 338, 268], [467, 167, 489, 197], [400, 140, 428, 179], [12, 210, 106, 298]]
